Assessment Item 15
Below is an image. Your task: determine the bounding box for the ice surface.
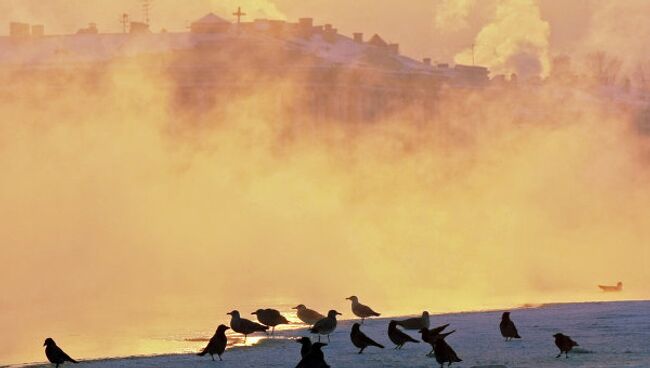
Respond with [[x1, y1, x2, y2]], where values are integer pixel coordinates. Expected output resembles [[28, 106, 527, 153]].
[[18, 300, 650, 368]]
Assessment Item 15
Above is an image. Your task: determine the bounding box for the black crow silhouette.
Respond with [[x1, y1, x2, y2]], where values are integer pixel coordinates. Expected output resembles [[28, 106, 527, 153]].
[[554, 333, 579, 358], [500, 312, 521, 341], [44, 338, 78, 368], [388, 320, 419, 349], [197, 324, 229, 361], [350, 322, 384, 354], [295, 342, 329, 368], [432, 334, 462, 368], [296, 337, 312, 359]]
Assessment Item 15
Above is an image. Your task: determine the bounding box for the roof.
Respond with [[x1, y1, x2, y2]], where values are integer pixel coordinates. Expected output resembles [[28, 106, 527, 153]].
[[367, 34, 387, 48], [193, 13, 230, 25]]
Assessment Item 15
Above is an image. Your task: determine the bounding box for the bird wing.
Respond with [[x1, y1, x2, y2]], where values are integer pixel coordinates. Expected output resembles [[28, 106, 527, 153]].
[[306, 310, 325, 322], [357, 303, 380, 316], [360, 331, 384, 348], [311, 317, 329, 332], [241, 318, 268, 331], [430, 323, 450, 335], [58, 347, 78, 363], [399, 330, 419, 343]]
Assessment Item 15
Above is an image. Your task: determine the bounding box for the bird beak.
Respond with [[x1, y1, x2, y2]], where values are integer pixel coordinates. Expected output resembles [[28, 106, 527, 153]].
[[251, 312, 257, 315], [345, 297, 350, 300], [226, 312, 232, 315], [43, 342, 46, 346], [292, 306, 298, 309], [336, 312, 342, 315], [225, 327, 230, 330]]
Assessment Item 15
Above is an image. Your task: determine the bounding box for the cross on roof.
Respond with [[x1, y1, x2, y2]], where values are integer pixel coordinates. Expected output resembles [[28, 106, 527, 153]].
[[233, 7, 246, 24]]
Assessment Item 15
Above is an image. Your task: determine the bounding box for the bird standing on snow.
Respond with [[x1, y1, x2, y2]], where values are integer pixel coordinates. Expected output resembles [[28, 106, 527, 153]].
[[394, 311, 430, 330], [296, 342, 330, 368], [432, 334, 462, 368], [554, 333, 579, 358], [388, 320, 419, 349], [197, 324, 229, 361], [345, 296, 380, 324], [296, 337, 312, 359], [420, 325, 453, 357], [43, 338, 78, 368], [350, 322, 384, 354], [310, 310, 341, 342], [500, 312, 521, 341], [293, 304, 325, 325], [252, 308, 289, 335], [227, 310, 268, 342]]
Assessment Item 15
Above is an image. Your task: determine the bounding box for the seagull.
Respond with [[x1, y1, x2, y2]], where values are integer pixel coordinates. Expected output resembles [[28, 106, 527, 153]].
[[293, 304, 325, 325], [554, 333, 579, 358], [432, 334, 462, 368], [252, 308, 289, 335], [500, 312, 521, 341], [394, 311, 430, 330], [197, 324, 229, 361], [296, 337, 312, 359], [310, 310, 341, 342], [345, 296, 380, 324], [227, 310, 268, 342], [388, 320, 419, 349], [43, 338, 78, 368], [350, 322, 384, 354], [296, 342, 330, 368]]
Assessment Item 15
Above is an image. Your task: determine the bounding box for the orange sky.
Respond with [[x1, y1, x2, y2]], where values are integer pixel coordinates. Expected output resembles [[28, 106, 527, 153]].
[[1, 1, 649, 364]]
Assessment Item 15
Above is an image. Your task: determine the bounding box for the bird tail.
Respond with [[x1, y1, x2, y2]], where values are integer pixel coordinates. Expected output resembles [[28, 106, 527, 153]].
[[408, 336, 419, 343], [373, 312, 381, 316], [373, 341, 385, 349], [69, 359, 79, 364], [514, 333, 521, 338], [197, 349, 207, 356]]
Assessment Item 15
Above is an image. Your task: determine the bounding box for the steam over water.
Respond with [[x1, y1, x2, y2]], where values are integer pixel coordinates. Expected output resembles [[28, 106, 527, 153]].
[[2, 1, 650, 363]]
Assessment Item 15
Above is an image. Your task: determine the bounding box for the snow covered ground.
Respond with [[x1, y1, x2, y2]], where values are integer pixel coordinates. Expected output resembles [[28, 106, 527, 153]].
[[18, 300, 650, 368]]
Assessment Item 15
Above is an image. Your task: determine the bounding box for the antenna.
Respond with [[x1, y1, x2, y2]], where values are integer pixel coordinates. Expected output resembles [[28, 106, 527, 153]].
[[120, 13, 129, 33], [142, 0, 152, 25]]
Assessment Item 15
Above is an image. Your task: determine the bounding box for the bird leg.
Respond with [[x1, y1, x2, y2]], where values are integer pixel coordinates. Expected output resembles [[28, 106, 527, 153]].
[[361, 317, 365, 325], [211, 355, 215, 361], [327, 334, 331, 343], [219, 355, 223, 361], [556, 353, 562, 358], [317, 335, 321, 343], [566, 352, 569, 359]]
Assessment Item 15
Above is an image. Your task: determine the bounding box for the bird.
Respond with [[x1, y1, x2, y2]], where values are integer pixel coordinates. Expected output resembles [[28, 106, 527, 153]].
[[310, 310, 341, 342], [252, 308, 289, 335], [432, 334, 462, 368], [197, 324, 229, 361], [350, 322, 384, 354], [420, 325, 454, 357], [43, 338, 78, 368], [296, 342, 330, 368], [345, 296, 380, 324], [227, 310, 268, 342], [394, 311, 430, 330], [554, 333, 579, 358], [296, 337, 312, 359], [293, 304, 325, 325], [500, 312, 521, 341], [388, 320, 419, 349]]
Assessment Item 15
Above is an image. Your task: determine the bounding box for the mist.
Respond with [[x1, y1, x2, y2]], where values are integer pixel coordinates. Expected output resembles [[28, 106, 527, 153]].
[[1, 0, 650, 365]]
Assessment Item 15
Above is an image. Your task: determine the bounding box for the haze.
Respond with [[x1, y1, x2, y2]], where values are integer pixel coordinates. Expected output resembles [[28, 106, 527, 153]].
[[1, 0, 649, 365]]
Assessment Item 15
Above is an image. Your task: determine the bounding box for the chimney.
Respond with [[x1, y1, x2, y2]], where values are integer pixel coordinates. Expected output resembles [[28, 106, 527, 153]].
[[353, 32, 363, 43], [298, 17, 314, 38], [388, 43, 399, 55], [31, 24, 44, 37], [423, 57, 431, 66], [9, 22, 30, 37]]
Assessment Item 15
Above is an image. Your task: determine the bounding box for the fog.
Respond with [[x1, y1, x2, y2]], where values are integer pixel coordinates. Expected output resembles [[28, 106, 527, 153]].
[[1, 0, 650, 365]]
